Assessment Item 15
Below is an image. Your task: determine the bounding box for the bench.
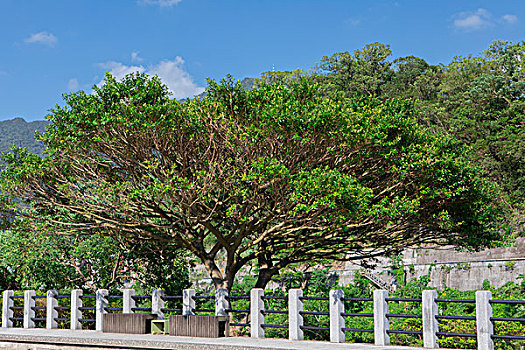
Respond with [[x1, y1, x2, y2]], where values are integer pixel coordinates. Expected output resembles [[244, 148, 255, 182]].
[[103, 313, 156, 334], [169, 315, 229, 337]]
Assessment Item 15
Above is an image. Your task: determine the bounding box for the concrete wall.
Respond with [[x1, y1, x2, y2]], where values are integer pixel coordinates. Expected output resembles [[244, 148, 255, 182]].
[[402, 237, 525, 290], [336, 238, 525, 291]]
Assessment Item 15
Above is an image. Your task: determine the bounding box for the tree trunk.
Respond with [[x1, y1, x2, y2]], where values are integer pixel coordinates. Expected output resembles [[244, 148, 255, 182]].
[[202, 256, 243, 292], [254, 266, 279, 290], [203, 258, 231, 291], [254, 246, 280, 290]]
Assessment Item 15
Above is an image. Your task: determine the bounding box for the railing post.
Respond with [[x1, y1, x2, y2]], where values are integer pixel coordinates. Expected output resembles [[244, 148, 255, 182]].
[[422, 290, 439, 348], [95, 289, 108, 331], [24, 290, 36, 328], [46, 290, 59, 329], [250, 288, 264, 339], [476, 291, 494, 350], [330, 289, 345, 343], [183, 289, 195, 315], [288, 289, 303, 341], [373, 289, 390, 346], [152, 289, 165, 320], [215, 288, 229, 316], [2, 290, 14, 328], [182, 289, 195, 315], [122, 289, 135, 314], [70, 289, 83, 330]]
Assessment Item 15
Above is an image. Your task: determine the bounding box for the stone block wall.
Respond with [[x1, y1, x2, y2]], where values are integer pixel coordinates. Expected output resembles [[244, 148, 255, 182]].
[[337, 238, 524, 291], [402, 237, 525, 290]]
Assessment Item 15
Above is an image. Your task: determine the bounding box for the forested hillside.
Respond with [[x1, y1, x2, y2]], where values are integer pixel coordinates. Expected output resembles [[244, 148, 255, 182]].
[[0, 118, 49, 155]]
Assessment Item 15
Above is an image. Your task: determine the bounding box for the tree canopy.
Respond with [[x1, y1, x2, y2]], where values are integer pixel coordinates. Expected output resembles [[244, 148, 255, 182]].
[[261, 40, 524, 227], [0, 72, 502, 290], [318, 42, 393, 97]]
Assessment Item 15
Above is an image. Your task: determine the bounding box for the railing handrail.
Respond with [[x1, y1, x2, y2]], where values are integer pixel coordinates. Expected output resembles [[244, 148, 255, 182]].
[[1, 287, 523, 349]]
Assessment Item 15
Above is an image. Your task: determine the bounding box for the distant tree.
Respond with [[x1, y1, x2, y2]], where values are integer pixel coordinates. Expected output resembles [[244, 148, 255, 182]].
[[0, 73, 502, 290], [384, 56, 431, 98], [239, 77, 256, 91], [436, 41, 525, 213], [480, 40, 525, 109], [319, 42, 393, 97], [314, 40, 524, 222], [411, 66, 443, 102], [255, 69, 308, 88]]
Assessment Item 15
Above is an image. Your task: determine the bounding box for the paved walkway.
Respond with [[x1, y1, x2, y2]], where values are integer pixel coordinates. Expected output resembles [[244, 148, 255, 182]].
[[0, 328, 428, 350]]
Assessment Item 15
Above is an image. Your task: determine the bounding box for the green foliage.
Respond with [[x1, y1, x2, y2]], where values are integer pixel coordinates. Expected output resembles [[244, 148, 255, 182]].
[[0, 71, 502, 291], [319, 42, 393, 97], [435, 41, 525, 216], [504, 261, 516, 270], [0, 217, 189, 295], [255, 69, 308, 88]]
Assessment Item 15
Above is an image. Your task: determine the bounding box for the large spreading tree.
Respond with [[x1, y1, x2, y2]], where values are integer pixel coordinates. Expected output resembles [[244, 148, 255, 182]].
[[0, 73, 501, 290]]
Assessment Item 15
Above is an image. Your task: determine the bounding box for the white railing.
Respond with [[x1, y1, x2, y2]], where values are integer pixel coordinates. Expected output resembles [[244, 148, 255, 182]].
[[1, 288, 522, 350]]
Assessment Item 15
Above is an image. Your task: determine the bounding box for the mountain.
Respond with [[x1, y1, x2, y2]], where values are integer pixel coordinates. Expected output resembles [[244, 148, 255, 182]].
[[0, 118, 49, 155]]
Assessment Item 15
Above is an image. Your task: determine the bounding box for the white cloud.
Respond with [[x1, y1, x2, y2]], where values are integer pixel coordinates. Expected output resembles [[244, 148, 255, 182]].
[[149, 58, 205, 98], [502, 14, 518, 24], [131, 51, 144, 63], [453, 8, 492, 31], [24, 31, 58, 47], [139, 0, 182, 7], [453, 9, 518, 31], [98, 57, 204, 99], [68, 78, 80, 91]]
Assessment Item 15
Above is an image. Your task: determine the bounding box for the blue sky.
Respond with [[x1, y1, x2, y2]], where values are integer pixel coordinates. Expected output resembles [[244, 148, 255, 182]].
[[0, 0, 523, 121]]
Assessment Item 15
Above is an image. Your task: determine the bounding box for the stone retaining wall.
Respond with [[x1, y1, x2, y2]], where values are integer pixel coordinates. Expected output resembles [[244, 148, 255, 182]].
[[336, 238, 525, 290]]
